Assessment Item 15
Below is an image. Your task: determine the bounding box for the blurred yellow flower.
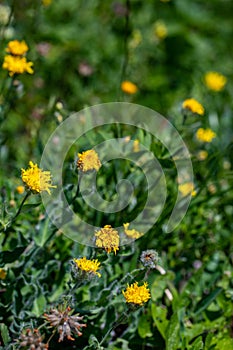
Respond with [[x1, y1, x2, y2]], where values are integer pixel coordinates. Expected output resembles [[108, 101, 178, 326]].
[[16, 185, 25, 194], [6, 40, 29, 56], [182, 98, 204, 116], [129, 29, 142, 49], [42, 0, 52, 5], [0, 268, 7, 280], [196, 128, 216, 143], [95, 225, 119, 254], [179, 182, 196, 197], [154, 20, 167, 40], [204, 71, 227, 91], [121, 81, 138, 94], [133, 139, 140, 152], [2, 55, 34, 76], [123, 223, 143, 239], [21, 161, 56, 194], [122, 282, 151, 305], [197, 150, 208, 161], [74, 257, 101, 277], [77, 150, 101, 172]]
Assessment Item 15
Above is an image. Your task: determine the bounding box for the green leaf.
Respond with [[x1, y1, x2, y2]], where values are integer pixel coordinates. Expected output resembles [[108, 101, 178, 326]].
[[0, 323, 10, 345], [20, 203, 41, 213], [32, 294, 46, 317], [190, 336, 204, 350], [34, 218, 51, 247], [138, 313, 153, 339], [151, 303, 168, 339], [193, 288, 222, 316], [166, 313, 180, 350]]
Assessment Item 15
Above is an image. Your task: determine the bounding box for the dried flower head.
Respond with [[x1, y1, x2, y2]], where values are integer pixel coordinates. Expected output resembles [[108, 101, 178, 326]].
[[18, 328, 48, 349], [73, 257, 101, 278], [178, 182, 196, 197], [122, 282, 151, 306], [121, 81, 138, 94], [140, 249, 159, 268], [6, 40, 29, 56], [21, 161, 56, 194], [77, 150, 101, 172], [204, 71, 227, 91], [196, 128, 216, 143], [123, 223, 143, 239], [2, 55, 33, 76], [44, 306, 86, 342], [95, 224, 119, 254], [182, 98, 204, 116]]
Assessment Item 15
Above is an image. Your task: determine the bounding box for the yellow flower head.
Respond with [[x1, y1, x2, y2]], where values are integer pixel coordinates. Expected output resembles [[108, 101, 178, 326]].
[[95, 225, 119, 254], [73, 257, 101, 278], [0, 268, 7, 280], [122, 282, 151, 305], [2, 55, 34, 76], [123, 223, 143, 239], [133, 139, 140, 152], [154, 20, 167, 40], [21, 161, 56, 194], [16, 185, 25, 194], [182, 98, 204, 116], [121, 81, 138, 94], [77, 150, 101, 172], [197, 150, 208, 161], [196, 128, 216, 143], [204, 71, 227, 91], [42, 0, 52, 5], [6, 40, 29, 56], [178, 182, 196, 197]]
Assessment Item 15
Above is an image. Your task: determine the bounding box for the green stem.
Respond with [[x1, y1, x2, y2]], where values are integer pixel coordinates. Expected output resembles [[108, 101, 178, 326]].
[[11, 192, 31, 224], [99, 312, 128, 346]]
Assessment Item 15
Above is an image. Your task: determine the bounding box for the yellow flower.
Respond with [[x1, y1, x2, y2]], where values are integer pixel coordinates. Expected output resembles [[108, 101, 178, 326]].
[[133, 139, 140, 152], [182, 98, 204, 116], [73, 257, 101, 278], [154, 20, 167, 40], [16, 185, 25, 194], [123, 223, 143, 239], [121, 81, 138, 94], [2, 55, 34, 76], [6, 40, 29, 56], [77, 150, 101, 172], [42, 0, 52, 5], [196, 128, 216, 143], [95, 225, 119, 254], [179, 182, 196, 197], [122, 282, 151, 305], [197, 150, 208, 161], [204, 71, 227, 91], [0, 268, 6, 280], [21, 161, 56, 194]]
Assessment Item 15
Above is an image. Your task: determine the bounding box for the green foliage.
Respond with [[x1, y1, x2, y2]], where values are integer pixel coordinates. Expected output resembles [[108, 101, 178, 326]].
[[0, 0, 233, 349]]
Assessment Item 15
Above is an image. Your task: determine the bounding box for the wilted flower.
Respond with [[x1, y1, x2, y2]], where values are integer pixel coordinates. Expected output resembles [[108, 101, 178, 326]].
[[95, 225, 119, 254], [6, 40, 29, 56], [196, 128, 216, 143], [121, 81, 138, 94], [140, 250, 159, 268], [44, 306, 86, 342], [182, 98, 204, 116], [122, 282, 151, 306], [0, 268, 7, 279], [204, 71, 227, 91], [21, 161, 56, 194], [77, 150, 101, 172], [2, 55, 33, 76], [123, 223, 143, 239], [73, 257, 101, 278], [179, 182, 196, 197], [18, 328, 48, 349]]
